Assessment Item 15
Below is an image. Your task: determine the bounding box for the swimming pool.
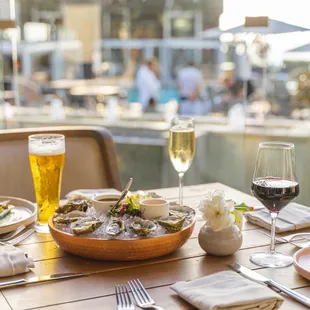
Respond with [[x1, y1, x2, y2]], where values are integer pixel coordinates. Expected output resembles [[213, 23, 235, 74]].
[[127, 87, 180, 104]]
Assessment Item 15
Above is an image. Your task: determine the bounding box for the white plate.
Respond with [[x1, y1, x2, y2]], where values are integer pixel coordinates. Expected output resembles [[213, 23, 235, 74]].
[[0, 196, 36, 235], [294, 247, 310, 280]]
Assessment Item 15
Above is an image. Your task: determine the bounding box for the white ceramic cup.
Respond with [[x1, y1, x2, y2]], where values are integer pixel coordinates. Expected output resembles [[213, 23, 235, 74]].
[[92, 194, 121, 213], [140, 198, 169, 219]]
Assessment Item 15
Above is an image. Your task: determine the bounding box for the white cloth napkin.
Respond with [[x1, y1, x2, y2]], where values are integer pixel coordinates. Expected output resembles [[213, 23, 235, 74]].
[[244, 203, 310, 233], [170, 271, 283, 310], [0, 245, 34, 277]]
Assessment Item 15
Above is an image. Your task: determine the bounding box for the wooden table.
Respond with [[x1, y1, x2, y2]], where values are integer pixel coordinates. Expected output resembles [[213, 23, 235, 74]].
[[1, 183, 310, 310]]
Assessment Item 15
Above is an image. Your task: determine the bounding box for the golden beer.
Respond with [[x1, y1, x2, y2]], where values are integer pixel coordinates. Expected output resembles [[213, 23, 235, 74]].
[[29, 134, 65, 233]]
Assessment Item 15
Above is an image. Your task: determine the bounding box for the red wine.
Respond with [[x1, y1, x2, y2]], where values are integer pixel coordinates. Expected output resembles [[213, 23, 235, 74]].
[[251, 177, 299, 212]]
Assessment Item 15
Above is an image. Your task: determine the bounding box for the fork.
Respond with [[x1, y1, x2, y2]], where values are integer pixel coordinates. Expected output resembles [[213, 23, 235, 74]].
[[128, 279, 164, 310], [260, 230, 310, 248], [115, 284, 135, 310], [0, 225, 26, 242], [0, 228, 35, 246]]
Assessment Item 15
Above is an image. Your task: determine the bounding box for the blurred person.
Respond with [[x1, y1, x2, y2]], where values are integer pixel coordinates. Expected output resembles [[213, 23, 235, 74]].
[[177, 62, 205, 115], [219, 79, 256, 115], [230, 79, 255, 102], [136, 59, 161, 112]]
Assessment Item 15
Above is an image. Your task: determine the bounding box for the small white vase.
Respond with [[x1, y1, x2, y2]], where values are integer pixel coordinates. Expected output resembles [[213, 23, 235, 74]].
[[198, 223, 243, 256]]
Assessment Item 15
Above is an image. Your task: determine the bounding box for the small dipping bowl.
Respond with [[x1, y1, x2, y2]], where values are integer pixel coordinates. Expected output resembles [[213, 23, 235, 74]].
[[140, 198, 169, 219], [92, 194, 122, 213]]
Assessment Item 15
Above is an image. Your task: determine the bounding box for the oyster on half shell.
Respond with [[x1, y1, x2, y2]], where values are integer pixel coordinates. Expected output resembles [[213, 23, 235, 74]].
[[157, 216, 186, 233], [147, 192, 162, 198], [169, 204, 195, 220], [54, 210, 91, 224], [130, 217, 156, 235], [106, 218, 124, 236], [71, 218, 103, 235], [55, 200, 90, 214], [68, 194, 89, 201]]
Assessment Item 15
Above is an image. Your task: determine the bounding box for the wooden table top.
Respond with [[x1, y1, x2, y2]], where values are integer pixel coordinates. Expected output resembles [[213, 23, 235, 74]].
[[1, 182, 309, 310]]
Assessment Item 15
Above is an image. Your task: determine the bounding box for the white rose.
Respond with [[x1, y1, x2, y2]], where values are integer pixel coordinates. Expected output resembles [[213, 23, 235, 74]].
[[199, 190, 235, 232]]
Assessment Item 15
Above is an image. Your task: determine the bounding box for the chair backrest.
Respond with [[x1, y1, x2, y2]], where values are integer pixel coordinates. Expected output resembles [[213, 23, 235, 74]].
[[0, 126, 122, 201]]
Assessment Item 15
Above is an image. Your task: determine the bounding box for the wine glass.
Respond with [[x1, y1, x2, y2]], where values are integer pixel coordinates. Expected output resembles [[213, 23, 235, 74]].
[[250, 142, 299, 268], [168, 117, 196, 206]]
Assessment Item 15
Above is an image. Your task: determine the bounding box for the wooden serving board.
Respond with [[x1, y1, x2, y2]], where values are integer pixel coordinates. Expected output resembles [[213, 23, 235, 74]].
[[48, 218, 195, 261]]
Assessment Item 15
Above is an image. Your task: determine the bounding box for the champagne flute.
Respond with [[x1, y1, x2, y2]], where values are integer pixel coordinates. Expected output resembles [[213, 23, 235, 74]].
[[168, 117, 195, 206], [250, 142, 299, 268]]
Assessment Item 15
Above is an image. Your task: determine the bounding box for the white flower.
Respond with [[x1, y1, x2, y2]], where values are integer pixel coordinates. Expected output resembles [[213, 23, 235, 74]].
[[199, 190, 235, 232]]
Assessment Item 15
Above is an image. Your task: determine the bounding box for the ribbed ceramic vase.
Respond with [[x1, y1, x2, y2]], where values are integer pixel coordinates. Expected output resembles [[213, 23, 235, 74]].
[[198, 223, 243, 256]]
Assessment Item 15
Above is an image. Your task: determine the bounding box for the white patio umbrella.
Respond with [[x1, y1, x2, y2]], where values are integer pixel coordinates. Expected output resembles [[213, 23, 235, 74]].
[[203, 19, 310, 39], [203, 18, 310, 107], [284, 43, 310, 62]]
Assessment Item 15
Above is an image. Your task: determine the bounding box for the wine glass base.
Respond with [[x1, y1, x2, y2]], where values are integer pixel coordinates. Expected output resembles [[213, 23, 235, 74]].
[[35, 223, 49, 234], [250, 251, 293, 268]]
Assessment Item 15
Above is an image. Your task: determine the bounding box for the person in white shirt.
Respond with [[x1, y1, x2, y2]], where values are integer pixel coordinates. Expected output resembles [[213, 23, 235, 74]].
[[177, 62, 205, 115], [136, 60, 161, 112]]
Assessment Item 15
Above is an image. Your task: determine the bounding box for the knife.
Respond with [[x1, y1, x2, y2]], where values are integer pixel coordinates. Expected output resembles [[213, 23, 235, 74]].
[[229, 262, 310, 308], [0, 272, 87, 289]]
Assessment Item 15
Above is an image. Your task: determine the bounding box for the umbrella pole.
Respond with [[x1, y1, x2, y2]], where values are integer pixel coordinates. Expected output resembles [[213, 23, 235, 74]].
[[262, 35, 268, 101], [243, 44, 249, 119], [243, 79, 248, 121], [262, 64, 267, 100]]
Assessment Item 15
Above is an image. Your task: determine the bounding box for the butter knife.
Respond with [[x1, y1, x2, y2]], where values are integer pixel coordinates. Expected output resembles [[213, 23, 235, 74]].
[[229, 262, 310, 308], [0, 272, 87, 289]]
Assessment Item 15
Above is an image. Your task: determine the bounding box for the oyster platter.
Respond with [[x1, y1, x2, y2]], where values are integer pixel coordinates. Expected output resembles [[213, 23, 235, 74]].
[[49, 191, 195, 261]]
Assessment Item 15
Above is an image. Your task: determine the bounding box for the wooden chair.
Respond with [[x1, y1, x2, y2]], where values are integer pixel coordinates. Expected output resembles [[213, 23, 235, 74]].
[[0, 126, 122, 201]]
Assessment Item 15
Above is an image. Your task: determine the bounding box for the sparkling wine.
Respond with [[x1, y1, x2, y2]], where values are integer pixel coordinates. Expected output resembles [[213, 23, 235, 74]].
[[168, 127, 195, 173], [251, 177, 299, 212]]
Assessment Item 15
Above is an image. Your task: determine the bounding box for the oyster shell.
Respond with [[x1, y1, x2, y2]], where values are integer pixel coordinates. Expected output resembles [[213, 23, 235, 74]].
[[55, 200, 90, 214], [0, 205, 13, 219], [147, 192, 162, 198], [130, 217, 156, 235], [54, 210, 91, 224], [106, 218, 124, 236], [169, 204, 195, 220], [0, 200, 10, 209], [71, 218, 103, 235], [68, 194, 88, 201], [157, 216, 186, 233]]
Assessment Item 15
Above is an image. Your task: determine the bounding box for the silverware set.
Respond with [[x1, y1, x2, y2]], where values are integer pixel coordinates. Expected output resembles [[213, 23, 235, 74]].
[[260, 230, 310, 248], [115, 285, 135, 310], [0, 226, 35, 246], [229, 262, 310, 308], [116, 279, 164, 310]]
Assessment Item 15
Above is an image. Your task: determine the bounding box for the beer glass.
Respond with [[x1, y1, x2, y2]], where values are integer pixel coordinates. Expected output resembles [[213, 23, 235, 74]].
[[168, 117, 195, 206], [29, 134, 65, 233]]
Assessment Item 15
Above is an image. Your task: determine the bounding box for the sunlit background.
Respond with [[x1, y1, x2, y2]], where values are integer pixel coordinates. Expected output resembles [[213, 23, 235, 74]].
[[222, 0, 310, 64], [2, 0, 310, 202]]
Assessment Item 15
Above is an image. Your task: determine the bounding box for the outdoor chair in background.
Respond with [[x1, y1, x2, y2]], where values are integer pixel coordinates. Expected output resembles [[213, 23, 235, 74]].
[[0, 126, 122, 201]]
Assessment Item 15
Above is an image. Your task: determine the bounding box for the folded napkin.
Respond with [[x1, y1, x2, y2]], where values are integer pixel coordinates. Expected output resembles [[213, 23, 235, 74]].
[[171, 271, 283, 310], [244, 203, 310, 233], [0, 245, 34, 277]]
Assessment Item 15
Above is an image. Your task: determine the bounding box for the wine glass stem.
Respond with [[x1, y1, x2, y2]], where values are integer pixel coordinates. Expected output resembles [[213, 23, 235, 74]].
[[270, 212, 278, 253], [178, 172, 184, 206]]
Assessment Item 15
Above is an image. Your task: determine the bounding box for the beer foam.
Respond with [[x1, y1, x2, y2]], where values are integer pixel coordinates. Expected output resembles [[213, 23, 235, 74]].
[[29, 139, 65, 155]]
